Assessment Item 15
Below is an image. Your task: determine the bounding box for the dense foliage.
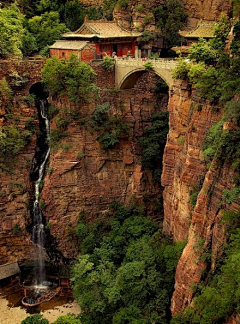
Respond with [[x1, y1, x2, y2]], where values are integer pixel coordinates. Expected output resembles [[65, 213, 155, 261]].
[[0, 4, 25, 58], [171, 214, 240, 324], [140, 111, 169, 182], [27, 11, 68, 54], [171, 16, 240, 324], [52, 314, 81, 324], [154, 0, 187, 52], [21, 314, 49, 324], [72, 203, 185, 324], [41, 54, 98, 102]]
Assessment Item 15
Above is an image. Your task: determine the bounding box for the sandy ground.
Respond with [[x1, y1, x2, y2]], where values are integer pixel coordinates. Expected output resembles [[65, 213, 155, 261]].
[[0, 298, 81, 324]]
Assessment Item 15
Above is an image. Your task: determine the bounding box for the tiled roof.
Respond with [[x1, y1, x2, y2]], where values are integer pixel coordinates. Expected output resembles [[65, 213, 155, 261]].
[[63, 20, 142, 39], [0, 261, 20, 280], [50, 40, 93, 50], [179, 21, 216, 39], [172, 46, 190, 54]]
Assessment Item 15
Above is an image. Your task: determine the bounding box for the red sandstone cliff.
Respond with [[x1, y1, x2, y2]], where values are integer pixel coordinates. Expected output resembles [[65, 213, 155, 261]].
[[161, 79, 239, 314], [112, 0, 231, 30], [0, 60, 45, 264], [41, 69, 168, 258], [0, 62, 168, 263]]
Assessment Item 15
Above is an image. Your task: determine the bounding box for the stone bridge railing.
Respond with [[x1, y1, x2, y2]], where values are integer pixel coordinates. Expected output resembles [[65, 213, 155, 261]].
[[115, 57, 178, 89], [115, 57, 177, 69]]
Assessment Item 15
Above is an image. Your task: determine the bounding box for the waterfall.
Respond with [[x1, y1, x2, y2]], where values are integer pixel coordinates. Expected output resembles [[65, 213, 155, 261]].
[[32, 99, 50, 287]]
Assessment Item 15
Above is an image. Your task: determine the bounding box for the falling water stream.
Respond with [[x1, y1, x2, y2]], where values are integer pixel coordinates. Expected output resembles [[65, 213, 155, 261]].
[[32, 98, 50, 288]]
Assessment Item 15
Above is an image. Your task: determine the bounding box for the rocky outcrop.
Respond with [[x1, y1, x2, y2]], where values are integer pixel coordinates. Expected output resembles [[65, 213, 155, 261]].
[[182, 0, 232, 28], [80, 0, 103, 8], [0, 58, 168, 263], [112, 0, 231, 31], [162, 79, 239, 314], [113, 0, 164, 32], [39, 69, 168, 259]]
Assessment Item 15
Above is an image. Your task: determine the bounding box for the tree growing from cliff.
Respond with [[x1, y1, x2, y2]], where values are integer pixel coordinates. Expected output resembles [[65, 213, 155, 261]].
[[154, 0, 187, 53], [42, 54, 99, 102]]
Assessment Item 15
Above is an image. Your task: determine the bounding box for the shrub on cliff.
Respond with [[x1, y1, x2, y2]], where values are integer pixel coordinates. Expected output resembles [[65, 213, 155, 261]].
[[102, 56, 115, 71], [140, 111, 169, 182], [42, 54, 99, 102], [171, 58, 191, 79], [0, 126, 25, 161], [0, 78, 13, 105], [189, 38, 217, 64]]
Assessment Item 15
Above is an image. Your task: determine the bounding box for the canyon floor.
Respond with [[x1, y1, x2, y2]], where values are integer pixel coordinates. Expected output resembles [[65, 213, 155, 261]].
[[0, 296, 80, 324]]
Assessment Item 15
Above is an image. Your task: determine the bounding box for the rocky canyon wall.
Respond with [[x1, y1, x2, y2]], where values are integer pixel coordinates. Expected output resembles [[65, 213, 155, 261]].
[[81, 0, 231, 30], [0, 61, 168, 263], [41, 67, 168, 259], [162, 79, 239, 314], [0, 60, 45, 264]]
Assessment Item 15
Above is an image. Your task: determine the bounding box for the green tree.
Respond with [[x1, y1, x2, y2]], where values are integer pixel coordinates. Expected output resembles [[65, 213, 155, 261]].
[[0, 4, 25, 58], [21, 28, 38, 57], [28, 11, 68, 52], [189, 38, 217, 63], [210, 14, 232, 51], [41, 54, 98, 102], [102, 56, 115, 71], [171, 58, 191, 79], [231, 21, 240, 56], [188, 62, 206, 83], [231, 0, 240, 17], [154, 0, 187, 51], [0, 77, 13, 105], [21, 314, 49, 324], [59, 0, 85, 31], [72, 204, 185, 324], [0, 126, 25, 161], [140, 111, 169, 181], [52, 314, 81, 324], [103, 0, 118, 20], [18, 0, 42, 18]]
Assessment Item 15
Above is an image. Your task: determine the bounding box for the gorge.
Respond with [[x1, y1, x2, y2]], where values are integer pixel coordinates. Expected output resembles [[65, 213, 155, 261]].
[[0, 1, 239, 323]]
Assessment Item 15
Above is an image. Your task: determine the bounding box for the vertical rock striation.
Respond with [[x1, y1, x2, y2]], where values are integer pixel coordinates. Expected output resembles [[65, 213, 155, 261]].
[[162, 79, 239, 314], [41, 70, 168, 258]]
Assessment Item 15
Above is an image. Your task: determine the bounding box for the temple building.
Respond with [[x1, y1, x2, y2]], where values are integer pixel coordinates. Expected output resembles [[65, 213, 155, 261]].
[[50, 18, 142, 62], [0, 261, 20, 287], [172, 20, 216, 55]]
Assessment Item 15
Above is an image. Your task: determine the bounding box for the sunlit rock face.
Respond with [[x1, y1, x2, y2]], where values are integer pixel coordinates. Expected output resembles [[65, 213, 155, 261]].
[[182, 0, 231, 27], [162, 79, 239, 314]]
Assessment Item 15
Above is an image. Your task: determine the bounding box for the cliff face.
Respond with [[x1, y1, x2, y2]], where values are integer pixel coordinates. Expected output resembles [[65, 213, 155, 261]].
[[162, 80, 239, 313], [182, 0, 232, 27], [41, 69, 168, 259], [0, 62, 168, 263], [112, 0, 231, 30], [0, 60, 46, 264]]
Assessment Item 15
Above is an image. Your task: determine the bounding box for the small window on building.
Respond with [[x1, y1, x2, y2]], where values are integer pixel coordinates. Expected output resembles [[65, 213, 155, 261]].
[[62, 52, 65, 58]]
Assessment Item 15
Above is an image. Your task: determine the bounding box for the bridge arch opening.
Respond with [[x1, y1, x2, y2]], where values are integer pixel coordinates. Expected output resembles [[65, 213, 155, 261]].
[[119, 69, 170, 90], [29, 82, 48, 99]]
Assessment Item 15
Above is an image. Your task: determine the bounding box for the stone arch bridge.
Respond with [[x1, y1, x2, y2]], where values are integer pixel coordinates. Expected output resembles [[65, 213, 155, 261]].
[[115, 58, 178, 90]]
